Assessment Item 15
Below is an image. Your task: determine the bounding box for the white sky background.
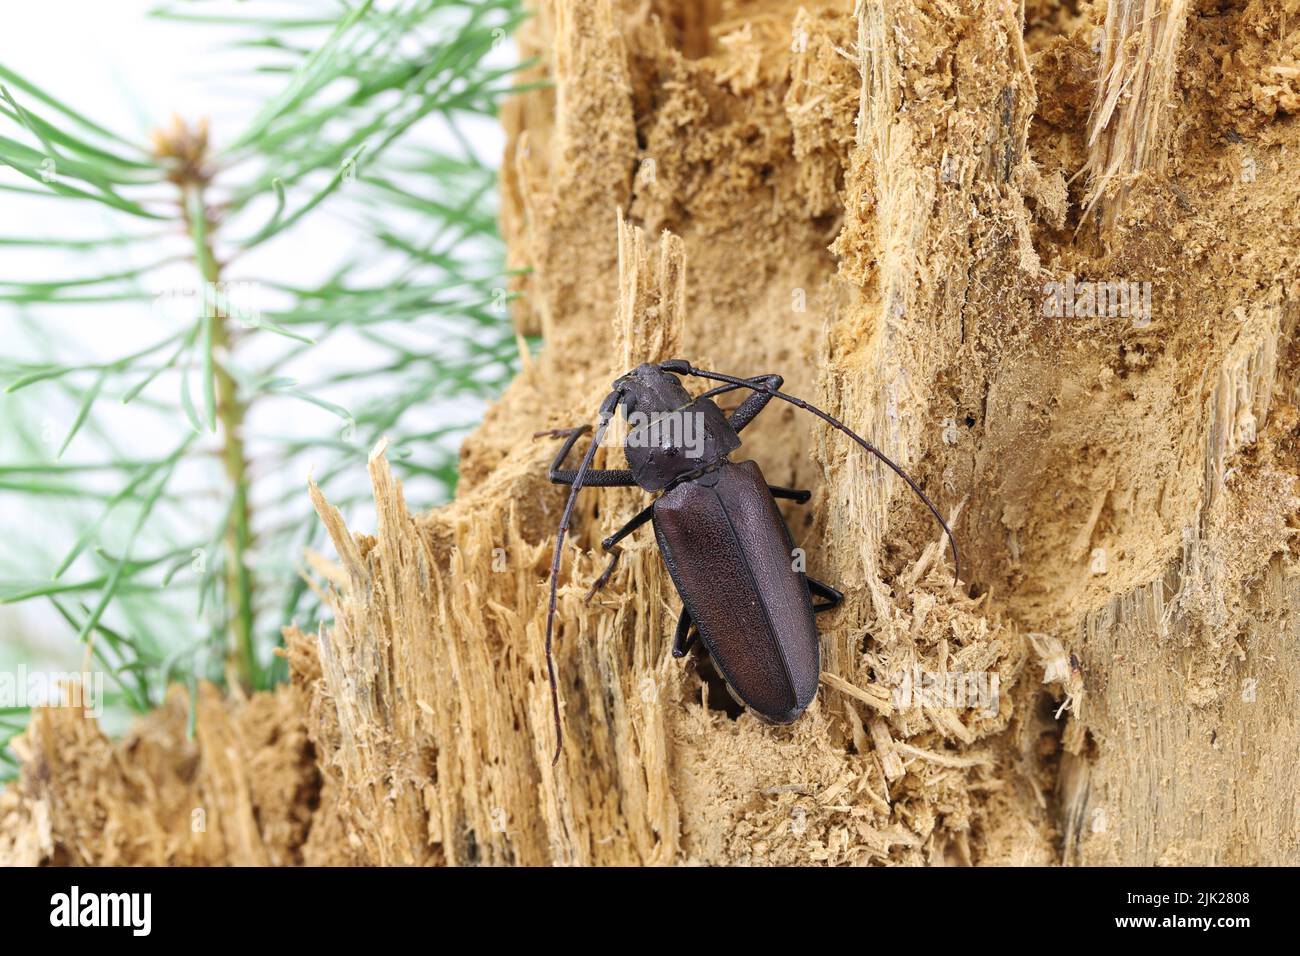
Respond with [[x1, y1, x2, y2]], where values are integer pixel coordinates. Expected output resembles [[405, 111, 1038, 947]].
[[0, 2, 510, 671]]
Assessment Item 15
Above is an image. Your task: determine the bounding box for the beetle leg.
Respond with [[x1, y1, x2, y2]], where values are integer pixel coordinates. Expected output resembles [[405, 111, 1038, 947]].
[[726, 374, 783, 432], [536, 424, 589, 465], [768, 484, 811, 504], [539, 424, 638, 487], [584, 503, 655, 602], [671, 607, 698, 658], [806, 576, 844, 613], [551, 467, 638, 487]]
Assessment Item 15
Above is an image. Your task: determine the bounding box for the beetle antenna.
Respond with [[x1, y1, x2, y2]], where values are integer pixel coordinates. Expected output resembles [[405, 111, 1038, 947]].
[[543, 390, 621, 766], [696, 380, 752, 401], [672, 364, 961, 583]]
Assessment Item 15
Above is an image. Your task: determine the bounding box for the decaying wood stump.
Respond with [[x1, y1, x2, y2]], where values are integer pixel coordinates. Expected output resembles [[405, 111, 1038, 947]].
[[4, 0, 1299, 866]]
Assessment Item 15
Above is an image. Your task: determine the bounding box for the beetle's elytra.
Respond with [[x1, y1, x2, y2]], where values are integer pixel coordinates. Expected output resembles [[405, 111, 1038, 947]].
[[539, 360, 959, 763]]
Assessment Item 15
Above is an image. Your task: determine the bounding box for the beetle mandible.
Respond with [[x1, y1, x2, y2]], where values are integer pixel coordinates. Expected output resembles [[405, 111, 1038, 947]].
[[537, 360, 960, 763]]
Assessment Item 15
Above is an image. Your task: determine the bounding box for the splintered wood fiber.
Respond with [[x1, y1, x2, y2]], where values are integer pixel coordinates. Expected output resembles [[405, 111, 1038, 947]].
[[4, 0, 1300, 866]]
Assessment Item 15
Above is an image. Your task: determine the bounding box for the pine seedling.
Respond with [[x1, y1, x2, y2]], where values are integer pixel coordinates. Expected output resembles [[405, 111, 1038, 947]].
[[0, 0, 531, 773]]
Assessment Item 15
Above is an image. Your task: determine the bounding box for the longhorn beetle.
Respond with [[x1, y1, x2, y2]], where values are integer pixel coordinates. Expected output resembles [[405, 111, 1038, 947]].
[[538, 360, 959, 764]]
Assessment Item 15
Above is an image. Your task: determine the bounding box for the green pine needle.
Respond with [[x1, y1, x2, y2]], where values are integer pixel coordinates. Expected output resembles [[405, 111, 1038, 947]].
[[0, 0, 525, 779]]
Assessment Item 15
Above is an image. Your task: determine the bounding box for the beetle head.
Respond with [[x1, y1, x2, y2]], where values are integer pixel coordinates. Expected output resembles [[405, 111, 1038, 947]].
[[612, 363, 692, 415]]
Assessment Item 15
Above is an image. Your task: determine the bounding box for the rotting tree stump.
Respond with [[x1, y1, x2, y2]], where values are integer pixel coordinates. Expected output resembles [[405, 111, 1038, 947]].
[[4, 0, 1299, 866]]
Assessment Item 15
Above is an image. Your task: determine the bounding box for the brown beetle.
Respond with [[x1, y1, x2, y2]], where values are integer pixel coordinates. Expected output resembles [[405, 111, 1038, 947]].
[[539, 361, 959, 763]]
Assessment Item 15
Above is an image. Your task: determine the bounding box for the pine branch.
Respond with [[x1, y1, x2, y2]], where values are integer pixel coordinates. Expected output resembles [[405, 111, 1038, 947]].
[[0, 0, 526, 773]]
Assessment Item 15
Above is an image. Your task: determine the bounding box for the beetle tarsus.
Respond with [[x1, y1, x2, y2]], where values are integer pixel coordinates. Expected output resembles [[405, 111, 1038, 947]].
[[584, 548, 620, 603], [583, 502, 655, 600], [807, 576, 844, 613], [671, 609, 697, 658], [533, 425, 590, 440]]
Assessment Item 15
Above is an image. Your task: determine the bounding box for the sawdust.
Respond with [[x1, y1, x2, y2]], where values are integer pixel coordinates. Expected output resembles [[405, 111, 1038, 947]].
[[4, 0, 1299, 865]]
